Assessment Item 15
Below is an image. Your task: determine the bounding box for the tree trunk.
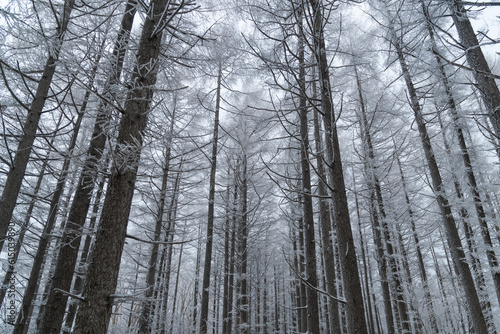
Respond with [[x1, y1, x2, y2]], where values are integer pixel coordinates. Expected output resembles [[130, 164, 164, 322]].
[[355, 65, 411, 333], [137, 100, 176, 334], [395, 152, 438, 333], [387, 14, 490, 333], [37, 2, 137, 333], [72, 0, 169, 331], [62, 162, 107, 333], [353, 176, 376, 334], [312, 62, 341, 334], [306, 1, 368, 332], [199, 62, 222, 334], [237, 154, 250, 333], [447, 0, 500, 142], [0, 0, 75, 253]]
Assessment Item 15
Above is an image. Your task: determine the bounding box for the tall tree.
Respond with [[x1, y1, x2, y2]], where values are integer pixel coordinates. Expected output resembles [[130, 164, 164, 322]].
[[306, 0, 368, 331], [445, 0, 500, 144], [199, 61, 222, 334], [37, 2, 138, 332], [380, 3, 490, 331], [0, 0, 75, 253], [71, 1, 194, 332]]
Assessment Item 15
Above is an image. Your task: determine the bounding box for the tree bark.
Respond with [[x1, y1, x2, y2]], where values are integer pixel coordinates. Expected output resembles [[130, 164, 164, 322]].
[[312, 63, 342, 334], [72, 0, 168, 331], [137, 99, 176, 334], [293, 7, 321, 332], [447, 0, 500, 143], [0, 0, 75, 253], [387, 14, 490, 333], [199, 62, 222, 334], [37, 2, 137, 333], [306, 1, 368, 332]]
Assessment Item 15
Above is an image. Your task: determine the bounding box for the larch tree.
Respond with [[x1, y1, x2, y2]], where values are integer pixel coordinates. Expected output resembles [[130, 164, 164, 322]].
[[0, 0, 75, 253], [72, 1, 196, 332]]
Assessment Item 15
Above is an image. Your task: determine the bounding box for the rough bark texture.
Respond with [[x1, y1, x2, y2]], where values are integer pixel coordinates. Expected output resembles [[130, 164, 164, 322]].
[[312, 63, 342, 334], [0, 0, 74, 253], [36, 3, 137, 332], [447, 0, 500, 142], [72, 0, 167, 331], [307, 0, 368, 332]]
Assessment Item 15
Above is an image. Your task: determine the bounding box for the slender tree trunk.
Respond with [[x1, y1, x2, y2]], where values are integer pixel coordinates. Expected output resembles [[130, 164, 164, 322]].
[[296, 10, 320, 332], [159, 166, 182, 331], [312, 63, 341, 334], [222, 177, 233, 334], [237, 154, 250, 333], [355, 66, 411, 333], [387, 14, 490, 332], [353, 176, 376, 334], [395, 152, 438, 333], [0, 0, 75, 253], [138, 101, 176, 334], [72, 0, 169, 331], [306, 1, 368, 331], [422, 0, 500, 307], [199, 62, 222, 334], [62, 161, 108, 333], [168, 242, 184, 333], [191, 226, 202, 333], [37, 2, 137, 333]]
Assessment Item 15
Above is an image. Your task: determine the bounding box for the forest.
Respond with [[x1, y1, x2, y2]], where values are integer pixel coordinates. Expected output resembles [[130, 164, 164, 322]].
[[0, 0, 499, 333]]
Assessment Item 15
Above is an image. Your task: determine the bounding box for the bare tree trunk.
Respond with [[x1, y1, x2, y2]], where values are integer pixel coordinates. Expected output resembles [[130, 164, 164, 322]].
[[72, 0, 170, 331], [353, 176, 376, 334], [387, 16, 489, 332], [395, 152, 438, 333], [446, 0, 500, 142], [62, 162, 107, 333], [296, 10, 320, 332], [199, 62, 222, 334], [138, 101, 176, 334], [306, 1, 368, 331], [168, 241, 184, 333], [237, 154, 250, 333], [312, 64, 341, 334], [222, 177, 233, 334], [37, 2, 137, 333], [0, 0, 75, 253], [191, 226, 202, 333], [355, 66, 411, 333]]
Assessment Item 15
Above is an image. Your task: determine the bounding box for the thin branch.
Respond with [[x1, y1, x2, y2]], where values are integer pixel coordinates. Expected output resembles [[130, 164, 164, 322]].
[[126, 234, 196, 245]]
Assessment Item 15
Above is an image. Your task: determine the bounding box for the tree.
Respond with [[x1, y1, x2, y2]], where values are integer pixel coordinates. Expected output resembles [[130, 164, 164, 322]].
[[0, 0, 75, 253], [37, 2, 138, 332], [72, 1, 194, 332], [306, 0, 368, 331]]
